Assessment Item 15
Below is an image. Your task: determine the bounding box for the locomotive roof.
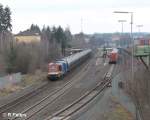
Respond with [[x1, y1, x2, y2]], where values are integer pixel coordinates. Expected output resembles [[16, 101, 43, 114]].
[[110, 48, 118, 53]]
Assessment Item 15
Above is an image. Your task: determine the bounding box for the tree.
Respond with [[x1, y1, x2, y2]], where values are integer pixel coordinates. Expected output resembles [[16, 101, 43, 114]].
[[0, 4, 4, 32], [46, 26, 51, 42], [51, 26, 57, 43], [55, 26, 67, 56], [5, 46, 17, 73], [30, 24, 41, 34], [64, 27, 72, 48], [0, 4, 12, 32], [0, 4, 12, 52]]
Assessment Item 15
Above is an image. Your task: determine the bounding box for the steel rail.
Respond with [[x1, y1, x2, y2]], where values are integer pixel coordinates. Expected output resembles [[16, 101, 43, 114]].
[[45, 65, 114, 120], [0, 81, 48, 114], [0, 53, 92, 120], [13, 59, 92, 120]]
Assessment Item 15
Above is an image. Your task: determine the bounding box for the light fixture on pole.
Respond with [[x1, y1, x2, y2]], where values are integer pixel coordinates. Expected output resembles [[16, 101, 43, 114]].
[[118, 20, 127, 33], [118, 20, 127, 47], [136, 25, 143, 33], [136, 25, 143, 46], [114, 10, 137, 118], [113, 11, 133, 78], [81, 18, 83, 33]]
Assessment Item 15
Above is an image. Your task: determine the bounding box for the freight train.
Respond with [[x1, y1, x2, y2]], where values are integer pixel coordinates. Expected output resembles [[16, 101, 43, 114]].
[[47, 49, 92, 80], [108, 48, 119, 64]]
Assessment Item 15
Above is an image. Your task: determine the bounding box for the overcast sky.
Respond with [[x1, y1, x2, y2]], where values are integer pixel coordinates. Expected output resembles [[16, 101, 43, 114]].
[[1, 0, 150, 34]]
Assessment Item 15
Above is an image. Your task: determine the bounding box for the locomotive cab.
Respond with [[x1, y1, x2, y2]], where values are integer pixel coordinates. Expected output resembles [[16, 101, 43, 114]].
[[48, 63, 63, 80], [109, 48, 118, 64]]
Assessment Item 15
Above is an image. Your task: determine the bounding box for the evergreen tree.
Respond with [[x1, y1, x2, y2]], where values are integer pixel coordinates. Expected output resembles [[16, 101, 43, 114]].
[[46, 26, 51, 42], [6, 46, 17, 73], [51, 26, 57, 42], [55, 26, 67, 56], [0, 4, 12, 32], [3, 6, 12, 31], [65, 27, 72, 48], [30, 24, 41, 34]]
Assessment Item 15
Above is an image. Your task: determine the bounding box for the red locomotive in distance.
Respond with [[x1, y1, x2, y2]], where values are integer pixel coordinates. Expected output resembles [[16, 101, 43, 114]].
[[108, 48, 119, 64]]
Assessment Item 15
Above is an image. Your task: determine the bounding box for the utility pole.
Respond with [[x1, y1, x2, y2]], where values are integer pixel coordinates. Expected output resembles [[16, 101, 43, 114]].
[[114, 11, 138, 119], [136, 25, 143, 33], [118, 20, 126, 47], [114, 11, 134, 84], [81, 18, 83, 33]]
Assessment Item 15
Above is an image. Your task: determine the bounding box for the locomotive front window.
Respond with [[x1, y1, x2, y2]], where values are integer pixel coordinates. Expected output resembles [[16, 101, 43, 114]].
[[59, 65, 62, 71]]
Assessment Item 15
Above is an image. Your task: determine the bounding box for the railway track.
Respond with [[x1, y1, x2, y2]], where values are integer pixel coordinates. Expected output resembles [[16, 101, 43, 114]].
[[45, 65, 114, 120], [1, 51, 112, 120], [0, 56, 92, 120], [0, 81, 49, 115], [21, 50, 111, 120], [11, 58, 93, 120]]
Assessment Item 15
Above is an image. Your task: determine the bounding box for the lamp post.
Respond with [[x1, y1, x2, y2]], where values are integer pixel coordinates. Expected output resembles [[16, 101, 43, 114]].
[[114, 11, 134, 80], [136, 24, 143, 52], [118, 20, 126, 33], [114, 11, 138, 119], [136, 25, 143, 33], [114, 11, 133, 47], [118, 20, 127, 47]]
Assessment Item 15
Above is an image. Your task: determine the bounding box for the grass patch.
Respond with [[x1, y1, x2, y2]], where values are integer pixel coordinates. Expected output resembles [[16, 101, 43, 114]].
[[0, 70, 47, 97], [20, 70, 47, 87], [0, 84, 22, 97], [107, 96, 134, 120]]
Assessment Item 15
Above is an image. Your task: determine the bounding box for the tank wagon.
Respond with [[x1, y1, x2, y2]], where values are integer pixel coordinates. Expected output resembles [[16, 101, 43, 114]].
[[47, 49, 92, 80], [108, 48, 119, 64]]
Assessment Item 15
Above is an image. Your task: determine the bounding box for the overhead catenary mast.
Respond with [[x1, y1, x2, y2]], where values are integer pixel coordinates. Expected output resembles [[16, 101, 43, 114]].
[[81, 18, 83, 33]]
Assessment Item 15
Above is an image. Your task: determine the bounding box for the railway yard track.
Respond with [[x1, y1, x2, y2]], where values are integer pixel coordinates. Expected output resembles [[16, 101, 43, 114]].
[[20, 55, 112, 120], [14, 59, 93, 120], [0, 54, 93, 120], [0, 48, 145, 120], [0, 81, 49, 115], [45, 65, 114, 120], [0, 55, 91, 120], [0, 50, 116, 120]]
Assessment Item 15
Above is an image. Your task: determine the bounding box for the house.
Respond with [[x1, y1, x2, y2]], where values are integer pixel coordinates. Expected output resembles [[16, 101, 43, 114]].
[[15, 30, 41, 43]]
